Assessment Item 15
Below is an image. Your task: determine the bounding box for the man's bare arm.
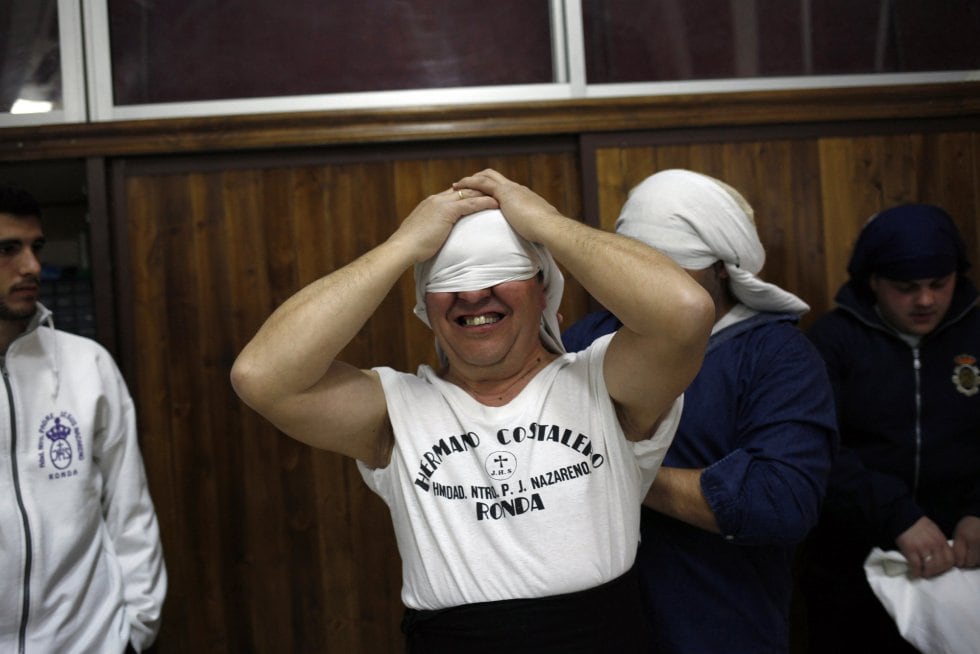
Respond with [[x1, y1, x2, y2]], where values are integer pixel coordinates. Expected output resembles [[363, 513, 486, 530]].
[[644, 467, 721, 533], [230, 189, 497, 464]]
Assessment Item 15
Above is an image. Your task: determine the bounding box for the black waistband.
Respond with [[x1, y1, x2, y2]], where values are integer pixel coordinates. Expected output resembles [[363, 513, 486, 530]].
[[402, 564, 649, 653]]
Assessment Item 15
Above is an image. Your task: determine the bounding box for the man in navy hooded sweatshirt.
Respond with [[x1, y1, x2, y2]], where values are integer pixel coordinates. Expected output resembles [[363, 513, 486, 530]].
[[801, 203, 980, 653], [563, 169, 837, 653]]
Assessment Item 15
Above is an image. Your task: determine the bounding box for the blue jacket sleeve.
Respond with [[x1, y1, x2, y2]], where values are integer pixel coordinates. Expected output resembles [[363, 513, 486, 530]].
[[697, 327, 838, 546], [561, 310, 621, 353]]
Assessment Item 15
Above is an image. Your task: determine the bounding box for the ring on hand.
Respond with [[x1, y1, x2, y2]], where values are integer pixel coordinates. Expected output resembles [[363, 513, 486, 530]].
[[924, 554, 934, 562], [457, 190, 464, 200]]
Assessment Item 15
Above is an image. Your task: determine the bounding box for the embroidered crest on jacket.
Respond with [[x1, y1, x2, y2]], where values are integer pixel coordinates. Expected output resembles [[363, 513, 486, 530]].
[[951, 354, 979, 397]]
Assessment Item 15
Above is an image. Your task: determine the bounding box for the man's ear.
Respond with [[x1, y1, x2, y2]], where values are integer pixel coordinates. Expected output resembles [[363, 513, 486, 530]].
[[868, 274, 881, 294], [536, 275, 548, 311]]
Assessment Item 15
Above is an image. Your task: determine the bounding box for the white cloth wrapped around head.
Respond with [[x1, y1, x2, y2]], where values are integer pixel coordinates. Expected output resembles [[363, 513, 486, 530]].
[[414, 209, 566, 363], [615, 169, 809, 316]]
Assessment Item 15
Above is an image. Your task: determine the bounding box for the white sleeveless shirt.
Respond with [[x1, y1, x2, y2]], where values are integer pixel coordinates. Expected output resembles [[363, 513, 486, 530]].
[[358, 333, 682, 610]]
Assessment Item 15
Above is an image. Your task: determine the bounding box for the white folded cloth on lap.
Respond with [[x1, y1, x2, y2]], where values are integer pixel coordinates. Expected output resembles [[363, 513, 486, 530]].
[[864, 544, 980, 654]]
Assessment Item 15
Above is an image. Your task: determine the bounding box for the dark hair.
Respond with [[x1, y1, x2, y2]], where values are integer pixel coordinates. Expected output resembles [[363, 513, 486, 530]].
[[0, 183, 42, 219]]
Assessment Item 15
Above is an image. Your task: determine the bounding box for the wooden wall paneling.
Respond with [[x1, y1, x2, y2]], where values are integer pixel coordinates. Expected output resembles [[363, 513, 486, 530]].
[[118, 175, 181, 649], [592, 146, 653, 231], [114, 163, 399, 653], [318, 161, 406, 653], [253, 166, 329, 652], [816, 137, 879, 303], [868, 133, 919, 206], [84, 158, 118, 353], [921, 132, 979, 268], [120, 172, 239, 652], [786, 143, 829, 321], [188, 170, 251, 651], [160, 172, 221, 652], [188, 170, 255, 651], [218, 168, 296, 652]]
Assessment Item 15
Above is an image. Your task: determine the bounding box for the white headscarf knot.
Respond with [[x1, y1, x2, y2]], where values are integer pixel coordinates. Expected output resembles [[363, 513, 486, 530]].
[[615, 169, 809, 316]]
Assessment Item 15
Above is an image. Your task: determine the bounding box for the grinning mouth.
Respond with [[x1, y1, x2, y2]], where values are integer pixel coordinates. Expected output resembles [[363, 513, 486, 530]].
[[459, 313, 502, 327]]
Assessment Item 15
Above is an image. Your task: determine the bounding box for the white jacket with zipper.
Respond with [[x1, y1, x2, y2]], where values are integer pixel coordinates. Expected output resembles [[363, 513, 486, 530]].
[[0, 303, 166, 654]]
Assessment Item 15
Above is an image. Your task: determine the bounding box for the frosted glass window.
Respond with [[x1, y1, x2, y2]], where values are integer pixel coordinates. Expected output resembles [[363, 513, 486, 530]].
[[108, 0, 554, 106], [582, 0, 980, 83], [1, 0, 62, 114]]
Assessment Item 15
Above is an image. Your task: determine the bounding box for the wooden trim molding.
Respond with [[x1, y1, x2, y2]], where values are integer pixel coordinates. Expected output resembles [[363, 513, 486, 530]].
[[2, 82, 980, 161]]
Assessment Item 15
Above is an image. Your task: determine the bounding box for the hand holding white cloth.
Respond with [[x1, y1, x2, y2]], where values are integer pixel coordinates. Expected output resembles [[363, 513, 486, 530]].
[[864, 544, 980, 654]]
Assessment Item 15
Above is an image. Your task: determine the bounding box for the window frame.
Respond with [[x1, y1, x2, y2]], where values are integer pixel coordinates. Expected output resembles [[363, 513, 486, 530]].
[[82, 0, 578, 122], [0, 0, 976, 127], [1, 0, 87, 127]]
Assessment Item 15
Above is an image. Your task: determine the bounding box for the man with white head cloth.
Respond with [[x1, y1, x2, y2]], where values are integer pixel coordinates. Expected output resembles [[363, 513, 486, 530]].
[[563, 169, 837, 654], [231, 169, 714, 652]]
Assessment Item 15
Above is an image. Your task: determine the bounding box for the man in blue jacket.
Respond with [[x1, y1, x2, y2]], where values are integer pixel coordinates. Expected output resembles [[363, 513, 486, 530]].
[[563, 169, 837, 653], [801, 203, 980, 653]]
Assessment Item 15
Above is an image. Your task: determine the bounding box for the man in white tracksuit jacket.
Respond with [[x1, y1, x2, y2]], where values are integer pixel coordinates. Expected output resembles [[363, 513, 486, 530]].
[[0, 183, 166, 653]]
